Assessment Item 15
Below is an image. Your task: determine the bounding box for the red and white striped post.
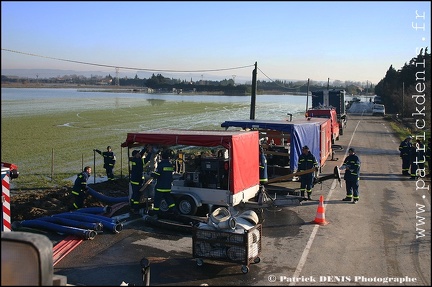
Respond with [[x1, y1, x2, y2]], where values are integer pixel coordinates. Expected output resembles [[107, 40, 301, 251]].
[[1, 166, 12, 232], [2, 162, 19, 232]]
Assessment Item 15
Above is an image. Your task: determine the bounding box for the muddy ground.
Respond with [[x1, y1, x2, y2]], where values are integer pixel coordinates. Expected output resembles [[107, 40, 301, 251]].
[[10, 178, 130, 223]]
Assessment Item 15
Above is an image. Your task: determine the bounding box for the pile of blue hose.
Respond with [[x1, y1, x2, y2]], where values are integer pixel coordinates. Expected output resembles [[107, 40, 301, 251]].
[[14, 204, 124, 240]]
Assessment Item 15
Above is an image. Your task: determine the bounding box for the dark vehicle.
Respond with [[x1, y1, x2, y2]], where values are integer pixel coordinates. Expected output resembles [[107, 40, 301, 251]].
[[311, 89, 347, 135], [372, 104, 385, 116]]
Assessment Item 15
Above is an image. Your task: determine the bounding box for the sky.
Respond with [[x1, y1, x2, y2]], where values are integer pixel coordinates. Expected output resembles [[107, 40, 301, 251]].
[[1, 1, 431, 85]]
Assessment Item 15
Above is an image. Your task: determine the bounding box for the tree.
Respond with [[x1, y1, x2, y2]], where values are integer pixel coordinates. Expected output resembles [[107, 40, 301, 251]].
[[375, 47, 431, 119]]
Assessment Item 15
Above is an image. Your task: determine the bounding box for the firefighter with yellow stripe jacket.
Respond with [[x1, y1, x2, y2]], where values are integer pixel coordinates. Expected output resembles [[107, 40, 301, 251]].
[[341, 148, 361, 204], [72, 166, 92, 209], [129, 148, 146, 212], [151, 149, 177, 216], [297, 145, 318, 200]]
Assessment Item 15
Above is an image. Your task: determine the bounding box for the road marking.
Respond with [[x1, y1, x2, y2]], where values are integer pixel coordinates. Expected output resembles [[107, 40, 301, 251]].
[[289, 120, 361, 285], [343, 120, 361, 159], [288, 224, 320, 285]]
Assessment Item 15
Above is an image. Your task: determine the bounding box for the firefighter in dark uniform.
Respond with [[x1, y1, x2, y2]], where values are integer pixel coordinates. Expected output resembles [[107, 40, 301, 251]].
[[399, 136, 412, 176], [94, 146, 116, 182], [71, 166, 92, 209], [151, 149, 176, 216], [297, 145, 318, 200], [259, 145, 268, 184], [341, 148, 361, 203], [130, 148, 146, 212]]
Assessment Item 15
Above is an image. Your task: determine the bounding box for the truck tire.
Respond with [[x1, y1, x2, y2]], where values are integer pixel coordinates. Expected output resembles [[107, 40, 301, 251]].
[[159, 199, 169, 212], [177, 195, 198, 216]]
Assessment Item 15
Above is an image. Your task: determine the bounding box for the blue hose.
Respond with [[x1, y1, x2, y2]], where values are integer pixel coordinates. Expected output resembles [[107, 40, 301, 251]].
[[17, 219, 97, 240], [53, 212, 123, 234], [87, 187, 129, 204], [75, 206, 112, 215], [57, 211, 118, 223], [38, 216, 103, 231], [53, 212, 104, 223], [71, 212, 119, 223]]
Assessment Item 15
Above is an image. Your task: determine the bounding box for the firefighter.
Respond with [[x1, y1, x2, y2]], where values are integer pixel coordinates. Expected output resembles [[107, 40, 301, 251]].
[[176, 149, 185, 173], [151, 149, 177, 217], [94, 146, 116, 182], [297, 146, 318, 200], [259, 145, 268, 184], [399, 136, 412, 176], [341, 148, 361, 203], [129, 149, 146, 213], [71, 166, 92, 209]]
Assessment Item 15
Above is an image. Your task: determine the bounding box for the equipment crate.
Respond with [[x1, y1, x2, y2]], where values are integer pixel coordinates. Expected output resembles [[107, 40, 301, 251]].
[[192, 223, 262, 274]]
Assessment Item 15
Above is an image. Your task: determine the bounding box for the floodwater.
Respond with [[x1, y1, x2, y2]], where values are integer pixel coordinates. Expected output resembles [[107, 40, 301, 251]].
[[1, 88, 308, 121]]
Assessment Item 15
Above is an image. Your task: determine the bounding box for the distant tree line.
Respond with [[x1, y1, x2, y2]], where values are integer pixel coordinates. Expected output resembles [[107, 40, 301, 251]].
[[375, 47, 430, 122], [2, 72, 374, 96]]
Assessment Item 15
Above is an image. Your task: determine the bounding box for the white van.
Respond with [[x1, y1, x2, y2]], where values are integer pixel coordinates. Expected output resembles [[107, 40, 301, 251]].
[[372, 104, 385, 116]]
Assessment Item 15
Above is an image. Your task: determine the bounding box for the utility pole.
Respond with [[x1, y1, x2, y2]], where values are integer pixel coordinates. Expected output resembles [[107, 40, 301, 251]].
[[305, 78, 310, 113], [250, 62, 257, 120], [115, 67, 120, 86]]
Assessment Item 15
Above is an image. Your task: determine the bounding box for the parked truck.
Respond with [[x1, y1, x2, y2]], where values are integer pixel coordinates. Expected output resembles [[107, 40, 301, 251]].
[[305, 108, 340, 144], [310, 89, 347, 136]]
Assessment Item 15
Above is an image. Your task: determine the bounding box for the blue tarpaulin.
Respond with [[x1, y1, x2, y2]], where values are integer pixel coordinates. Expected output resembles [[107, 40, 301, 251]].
[[221, 119, 322, 170]]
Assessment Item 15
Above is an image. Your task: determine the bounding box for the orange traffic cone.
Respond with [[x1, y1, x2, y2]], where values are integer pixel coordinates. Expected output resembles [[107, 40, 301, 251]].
[[312, 195, 329, 225]]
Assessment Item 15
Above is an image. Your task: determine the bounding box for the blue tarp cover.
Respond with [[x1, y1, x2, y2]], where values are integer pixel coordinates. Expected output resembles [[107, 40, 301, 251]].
[[221, 119, 323, 170]]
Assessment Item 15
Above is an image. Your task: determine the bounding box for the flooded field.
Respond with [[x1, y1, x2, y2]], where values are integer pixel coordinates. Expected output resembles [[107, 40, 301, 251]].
[[1, 88, 307, 118]]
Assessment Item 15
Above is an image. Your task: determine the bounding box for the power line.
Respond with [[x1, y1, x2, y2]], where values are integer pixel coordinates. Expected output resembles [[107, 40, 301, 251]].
[[258, 67, 307, 90], [1, 48, 255, 73]]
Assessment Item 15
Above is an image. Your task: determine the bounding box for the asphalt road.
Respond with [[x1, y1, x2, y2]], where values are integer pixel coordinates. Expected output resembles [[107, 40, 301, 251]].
[[53, 114, 431, 286]]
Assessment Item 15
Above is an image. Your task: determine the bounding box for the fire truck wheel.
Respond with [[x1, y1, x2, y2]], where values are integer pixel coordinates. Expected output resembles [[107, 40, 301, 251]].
[[241, 265, 249, 274], [177, 195, 198, 215], [159, 199, 169, 212]]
